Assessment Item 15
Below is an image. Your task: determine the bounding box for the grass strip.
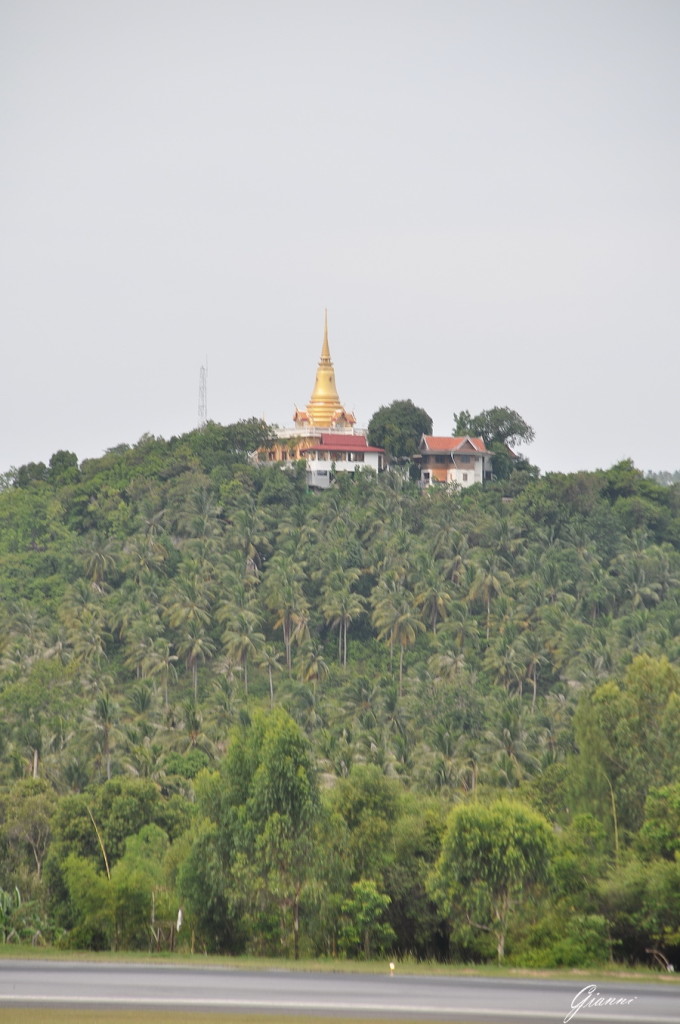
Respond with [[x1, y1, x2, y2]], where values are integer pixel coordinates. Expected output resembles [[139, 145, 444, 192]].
[[0, 946, 677, 983]]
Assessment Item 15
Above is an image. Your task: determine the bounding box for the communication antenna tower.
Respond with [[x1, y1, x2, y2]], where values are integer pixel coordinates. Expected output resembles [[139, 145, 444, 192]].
[[198, 359, 208, 427]]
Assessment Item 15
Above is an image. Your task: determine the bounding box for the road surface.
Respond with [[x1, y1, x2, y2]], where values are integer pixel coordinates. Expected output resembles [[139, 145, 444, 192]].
[[0, 960, 678, 1022]]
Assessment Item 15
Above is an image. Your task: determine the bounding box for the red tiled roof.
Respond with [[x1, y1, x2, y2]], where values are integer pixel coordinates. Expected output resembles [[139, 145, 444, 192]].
[[320, 433, 368, 448], [420, 435, 488, 454], [301, 433, 385, 454]]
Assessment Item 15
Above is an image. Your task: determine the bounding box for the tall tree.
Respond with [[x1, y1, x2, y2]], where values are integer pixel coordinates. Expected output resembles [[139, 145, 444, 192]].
[[321, 572, 365, 667], [367, 400, 433, 461], [453, 407, 535, 449], [453, 407, 535, 479], [430, 800, 554, 962]]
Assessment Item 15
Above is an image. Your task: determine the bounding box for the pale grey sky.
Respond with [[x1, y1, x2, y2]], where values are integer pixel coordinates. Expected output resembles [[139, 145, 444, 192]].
[[2, 1, 679, 476]]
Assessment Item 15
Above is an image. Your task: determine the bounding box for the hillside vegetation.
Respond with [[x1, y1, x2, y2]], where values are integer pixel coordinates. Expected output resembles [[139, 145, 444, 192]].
[[1, 422, 680, 968]]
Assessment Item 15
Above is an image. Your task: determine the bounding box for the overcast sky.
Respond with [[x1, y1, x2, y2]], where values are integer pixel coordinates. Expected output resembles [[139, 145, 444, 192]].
[[2, 1, 678, 477]]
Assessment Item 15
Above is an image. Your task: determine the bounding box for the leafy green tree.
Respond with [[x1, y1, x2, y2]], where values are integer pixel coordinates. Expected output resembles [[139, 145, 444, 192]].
[[572, 656, 680, 839], [340, 878, 395, 958], [453, 407, 535, 449], [0, 662, 79, 780], [2, 778, 56, 881], [454, 407, 535, 480], [13, 462, 49, 488], [48, 450, 80, 486], [184, 710, 320, 957], [327, 765, 401, 885], [62, 852, 114, 948], [248, 710, 320, 958], [599, 855, 680, 963], [636, 783, 680, 861], [110, 824, 175, 950], [430, 800, 554, 962], [179, 419, 273, 474], [382, 797, 446, 959], [367, 400, 433, 460], [177, 817, 247, 953]]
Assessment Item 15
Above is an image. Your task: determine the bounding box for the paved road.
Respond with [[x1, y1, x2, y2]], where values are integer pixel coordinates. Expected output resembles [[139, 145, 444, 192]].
[[0, 960, 678, 1022]]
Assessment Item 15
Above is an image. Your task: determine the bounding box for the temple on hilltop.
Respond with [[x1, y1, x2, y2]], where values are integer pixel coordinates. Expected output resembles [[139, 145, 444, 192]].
[[293, 311, 356, 430], [259, 313, 385, 488]]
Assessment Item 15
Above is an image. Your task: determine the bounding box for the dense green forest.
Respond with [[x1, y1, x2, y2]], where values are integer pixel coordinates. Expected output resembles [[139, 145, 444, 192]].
[[1, 419, 680, 968]]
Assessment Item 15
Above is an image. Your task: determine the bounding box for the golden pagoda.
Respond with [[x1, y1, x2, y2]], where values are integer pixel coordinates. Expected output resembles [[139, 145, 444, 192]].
[[293, 312, 356, 429]]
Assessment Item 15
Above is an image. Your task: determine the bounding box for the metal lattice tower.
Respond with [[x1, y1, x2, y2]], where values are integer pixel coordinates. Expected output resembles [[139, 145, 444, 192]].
[[198, 360, 208, 427]]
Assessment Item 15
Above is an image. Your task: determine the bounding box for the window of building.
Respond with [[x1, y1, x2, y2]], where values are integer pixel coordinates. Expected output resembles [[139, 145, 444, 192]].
[[462, 472, 468, 482]]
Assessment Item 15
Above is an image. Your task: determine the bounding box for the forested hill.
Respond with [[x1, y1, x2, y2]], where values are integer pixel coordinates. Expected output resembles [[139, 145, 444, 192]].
[[2, 420, 680, 967]]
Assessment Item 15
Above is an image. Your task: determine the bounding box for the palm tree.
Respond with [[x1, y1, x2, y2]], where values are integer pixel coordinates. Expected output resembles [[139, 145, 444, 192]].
[[262, 555, 309, 671], [177, 630, 216, 701], [86, 690, 121, 781], [176, 699, 215, 755], [577, 563, 617, 622], [322, 577, 365, 667], [516, 628, 549, 710], [483, 635, 525, 696], [122, 534, 168, 584], [391, 594, 425, 692], [122, 735, 166, 783], [440, 602, 480, 660], [428, 648, 466, 684], [81, 534, 119, 591], [343, 677, 383, 731], [215, 571, 259, 626], [317, 726, 355, 777], [222, 609, 265, 695], [412, 557, 453, 633], [483, 697, 541, 787], [177, 485, 222, 540], [227, 506, 271, 573], [65, 605, 110, 674], [371, 579, 403, 672], [257, 643, 283, 707], [207, 667, 242, 736], [164, 573, 213, 632], [468, 553, 513, 640], [142, 638, 178, 706], [299, 640, 330, 693], [372, 585, 426, 688]]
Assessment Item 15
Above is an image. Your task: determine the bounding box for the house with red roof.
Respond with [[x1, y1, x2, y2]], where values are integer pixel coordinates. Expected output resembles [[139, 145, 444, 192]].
[[300, 433, 385, 489], [415, 435, 493, 488]]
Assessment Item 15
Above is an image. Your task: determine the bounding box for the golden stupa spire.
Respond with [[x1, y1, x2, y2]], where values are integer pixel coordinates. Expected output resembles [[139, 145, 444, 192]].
[[319, 308, 331, 363], [293, 312, 356, 429]]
